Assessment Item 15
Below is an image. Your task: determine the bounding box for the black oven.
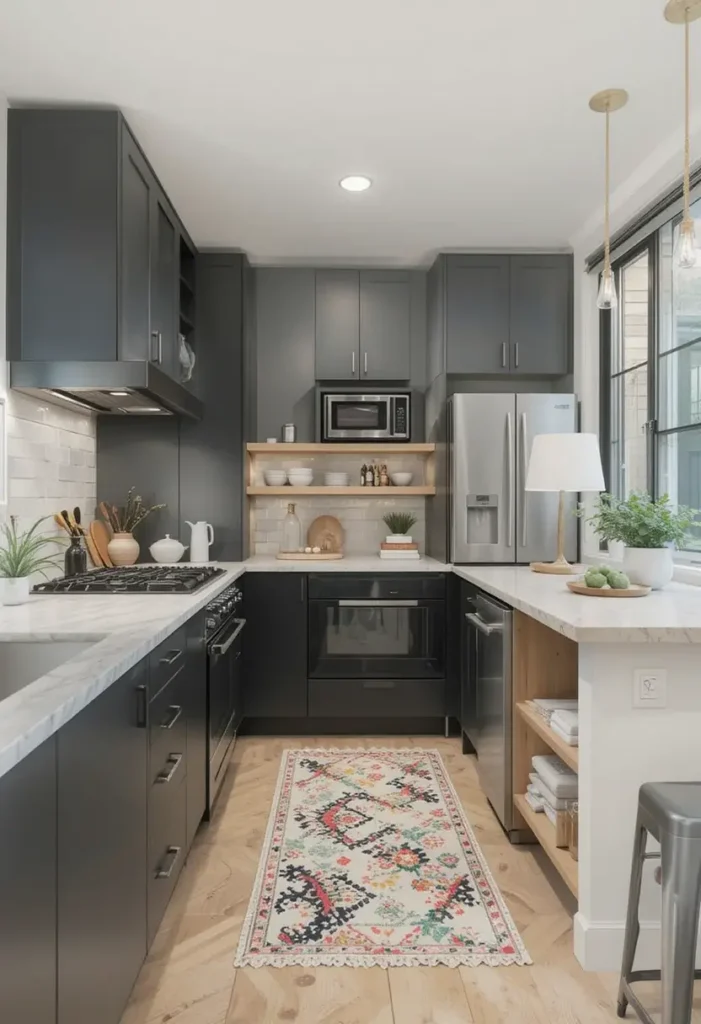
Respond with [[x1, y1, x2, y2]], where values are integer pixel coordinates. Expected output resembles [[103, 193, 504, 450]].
[[308, 575, 445, 680], [205, 584, 245, 815]]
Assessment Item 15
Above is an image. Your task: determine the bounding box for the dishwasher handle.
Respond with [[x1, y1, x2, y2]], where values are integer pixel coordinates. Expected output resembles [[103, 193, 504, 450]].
[[465, 611, 503, 636]]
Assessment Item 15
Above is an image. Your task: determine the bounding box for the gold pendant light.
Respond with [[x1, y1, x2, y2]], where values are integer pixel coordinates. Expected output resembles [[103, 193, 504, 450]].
[[589, 89, 629, 310], [665, 0, 701, 268]]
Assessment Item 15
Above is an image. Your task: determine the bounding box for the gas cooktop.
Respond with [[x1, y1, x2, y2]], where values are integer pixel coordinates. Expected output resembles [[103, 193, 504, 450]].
[[33, 565, 225, 595]]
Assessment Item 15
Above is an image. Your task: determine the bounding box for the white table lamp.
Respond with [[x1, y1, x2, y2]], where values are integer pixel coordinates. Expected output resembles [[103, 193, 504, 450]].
[[525, 433, 605, 574]]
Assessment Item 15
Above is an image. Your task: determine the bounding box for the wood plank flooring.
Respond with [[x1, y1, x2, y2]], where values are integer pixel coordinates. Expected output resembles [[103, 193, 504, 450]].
[[120, 736, 700, 1024]]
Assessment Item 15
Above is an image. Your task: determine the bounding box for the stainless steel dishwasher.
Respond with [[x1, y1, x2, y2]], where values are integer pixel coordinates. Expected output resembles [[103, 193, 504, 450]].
[[465, 592, 515, 836]]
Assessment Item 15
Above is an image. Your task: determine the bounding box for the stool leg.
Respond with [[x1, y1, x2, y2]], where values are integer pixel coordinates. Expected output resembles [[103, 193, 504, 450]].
[[660, 834, 701, 1024], [618, 816, 648, 1017]]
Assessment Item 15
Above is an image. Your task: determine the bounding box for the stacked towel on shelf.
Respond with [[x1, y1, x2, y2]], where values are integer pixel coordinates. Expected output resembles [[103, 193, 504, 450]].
[[529, 772, 570, 811], [529, 697, 579, 724], [550, 709, 579, 747], [531, 754, 578, 799]]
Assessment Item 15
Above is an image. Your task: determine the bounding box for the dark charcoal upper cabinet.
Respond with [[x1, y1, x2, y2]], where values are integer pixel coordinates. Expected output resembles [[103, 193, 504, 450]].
[[0, 737, 57, 1024], [315, 270, 411, 381], [441, 253, 572, 377], [359, 271, 411, 380], [8, 108, 195, 388], [57, 659, 148, 1024], [446, 255, 510, 375], [244, 573, 308, 717], [509, 254, 572, 376], [315, 270, 360, 379]]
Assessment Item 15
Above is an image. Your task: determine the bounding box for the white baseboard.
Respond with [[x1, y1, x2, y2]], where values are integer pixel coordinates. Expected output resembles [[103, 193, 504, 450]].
[[575, 912, 701, 972]]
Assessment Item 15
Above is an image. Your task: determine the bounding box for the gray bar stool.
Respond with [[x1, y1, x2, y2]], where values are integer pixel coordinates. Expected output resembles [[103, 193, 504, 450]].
[[618, 782, 701, 1024]]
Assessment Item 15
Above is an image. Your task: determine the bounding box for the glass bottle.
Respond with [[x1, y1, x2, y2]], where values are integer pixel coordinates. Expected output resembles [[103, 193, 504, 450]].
[[64, 536, 87, 577], [360, 463, 367, 486], [568, 800, 579, 862], [281, 502, 302, 553]]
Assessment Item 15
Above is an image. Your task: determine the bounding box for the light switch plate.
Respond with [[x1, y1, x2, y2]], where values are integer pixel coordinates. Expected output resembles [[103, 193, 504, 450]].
[[633, 668, 667, 708]]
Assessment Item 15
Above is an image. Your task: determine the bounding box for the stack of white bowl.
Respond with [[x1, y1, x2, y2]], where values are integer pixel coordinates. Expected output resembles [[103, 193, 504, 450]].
[[324, 472, 349, 487], [287, 467, 314, 487], [264, 469, 288, 486]]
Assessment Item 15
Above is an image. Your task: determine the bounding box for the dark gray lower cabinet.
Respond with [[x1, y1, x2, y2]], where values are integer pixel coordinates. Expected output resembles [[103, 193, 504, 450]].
[[185, 610, 207, 850], [244, 573, 308, 716], [57, 660, 148, 1024], [0, 737, 57, 1024]]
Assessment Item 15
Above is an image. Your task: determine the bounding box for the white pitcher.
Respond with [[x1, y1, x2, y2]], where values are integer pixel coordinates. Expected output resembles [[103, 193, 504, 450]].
[[186, 521, 214, 563]]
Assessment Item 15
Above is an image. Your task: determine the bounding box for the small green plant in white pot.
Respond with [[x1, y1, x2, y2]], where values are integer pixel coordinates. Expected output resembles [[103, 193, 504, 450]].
[[383, 511, 418, 545], [0, 516, 62, 605], [582, 492, 698, 589]]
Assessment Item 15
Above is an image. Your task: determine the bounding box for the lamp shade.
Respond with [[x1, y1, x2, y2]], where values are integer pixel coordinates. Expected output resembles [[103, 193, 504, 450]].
[[525, 433, 605, 493]]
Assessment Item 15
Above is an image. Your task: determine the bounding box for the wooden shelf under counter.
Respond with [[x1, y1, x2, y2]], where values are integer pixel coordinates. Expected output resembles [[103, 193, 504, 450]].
[[247, 442, 435, 455], [515, 701, 578, 772], [247, 485, 435, 496], [514, 794, 578, 898]]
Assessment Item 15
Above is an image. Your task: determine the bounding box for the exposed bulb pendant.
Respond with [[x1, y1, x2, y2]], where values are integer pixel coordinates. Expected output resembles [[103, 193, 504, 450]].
[[589, 89, 629, 311], [665, 0, 701, 268]]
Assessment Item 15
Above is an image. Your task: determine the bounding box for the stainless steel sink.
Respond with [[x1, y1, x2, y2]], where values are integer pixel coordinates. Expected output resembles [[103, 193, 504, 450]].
[[0, 640, 95, 701]]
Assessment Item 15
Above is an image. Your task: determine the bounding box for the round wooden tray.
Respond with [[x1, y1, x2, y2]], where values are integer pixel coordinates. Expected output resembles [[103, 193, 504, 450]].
[[567, 581, 650, 598], [276, 552, 344, 561]]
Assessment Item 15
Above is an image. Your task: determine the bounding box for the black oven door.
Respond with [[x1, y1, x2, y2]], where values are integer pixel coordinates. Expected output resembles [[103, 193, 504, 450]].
[[324, 395, 391, 440], [308, 599, 445, 679], [207, 617, 245, 810]]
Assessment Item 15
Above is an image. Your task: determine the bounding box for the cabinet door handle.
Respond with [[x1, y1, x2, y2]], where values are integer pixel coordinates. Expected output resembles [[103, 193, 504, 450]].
[[136, 684, 148, 728], [363, 680, 395, 689], [156, 752, 183, 784], [156, 845, 181, 879], [514, 342, 519, 368], [351, 350, 356, 375], [160, 648, 182, 667], [364, 351, 368, 376], [151, 330, 163, 364], [501, 342, 507, 368], [161, 704, 182, 730], [300, 576, 305, 602]]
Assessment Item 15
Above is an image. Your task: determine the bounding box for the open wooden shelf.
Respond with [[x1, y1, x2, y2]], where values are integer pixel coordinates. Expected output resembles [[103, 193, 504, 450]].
[[516, 702, 578, 772], [514, 794, 578, 898], [247, 485, 435, 496], [247, 442, 435, 455]]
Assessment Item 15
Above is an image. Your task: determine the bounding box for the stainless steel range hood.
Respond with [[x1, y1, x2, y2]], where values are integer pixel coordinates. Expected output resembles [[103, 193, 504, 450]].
[[10, 361, 203, 419]]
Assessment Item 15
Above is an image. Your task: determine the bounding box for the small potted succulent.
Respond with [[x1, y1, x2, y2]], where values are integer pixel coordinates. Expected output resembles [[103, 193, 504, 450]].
[[383, 511, 418, 545], [582, 491, 698, 589], [100, 488, 166, 566], [0, 516, 62, 605]]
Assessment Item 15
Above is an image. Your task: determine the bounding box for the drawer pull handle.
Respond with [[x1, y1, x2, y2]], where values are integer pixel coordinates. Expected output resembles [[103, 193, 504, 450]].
[[156, 752, 183, 784], [156, 845, 181, 879], [160, 649, 182, 667], [161, 704, 182, 730], [363, 681, 395, 689]]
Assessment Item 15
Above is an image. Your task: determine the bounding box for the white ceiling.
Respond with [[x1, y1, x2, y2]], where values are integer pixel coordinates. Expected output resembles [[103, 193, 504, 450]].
[[0, 0, 695, 264]]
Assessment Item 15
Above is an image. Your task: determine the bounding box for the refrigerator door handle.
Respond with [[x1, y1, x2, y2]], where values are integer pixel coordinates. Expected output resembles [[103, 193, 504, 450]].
[[520, 412, 528, 547], [505, 412, 514, 547]]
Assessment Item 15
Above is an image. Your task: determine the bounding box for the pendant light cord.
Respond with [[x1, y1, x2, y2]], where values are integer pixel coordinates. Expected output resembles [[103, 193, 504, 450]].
[[684, 8, 691, 222], [604, 104, 611, 275]]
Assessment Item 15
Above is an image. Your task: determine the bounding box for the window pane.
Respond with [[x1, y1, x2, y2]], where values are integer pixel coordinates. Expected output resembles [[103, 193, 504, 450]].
[[659, 202, 701, 355], [658, 430, 701, 552], [610, 365, 649, 498], [613, 251, 649, 373], [658, 340, 701, 430]]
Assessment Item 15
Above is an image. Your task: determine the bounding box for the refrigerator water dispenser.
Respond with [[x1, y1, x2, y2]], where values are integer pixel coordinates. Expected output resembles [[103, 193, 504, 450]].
[[465, 494, 499, 545]]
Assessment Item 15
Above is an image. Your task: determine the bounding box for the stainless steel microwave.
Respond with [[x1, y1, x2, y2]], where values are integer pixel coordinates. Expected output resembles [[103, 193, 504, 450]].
[[321, 392, 411, 441]]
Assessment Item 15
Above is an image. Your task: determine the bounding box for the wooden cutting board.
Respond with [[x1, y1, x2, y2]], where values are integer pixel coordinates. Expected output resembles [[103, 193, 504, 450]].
[[307, 515, 344, 554], [90, 520, 113, 567], [567, 581, 650, 598]]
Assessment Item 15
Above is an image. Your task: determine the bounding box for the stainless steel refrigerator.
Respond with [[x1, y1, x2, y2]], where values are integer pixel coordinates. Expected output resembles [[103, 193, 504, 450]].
[[448, 393, 578, 564]]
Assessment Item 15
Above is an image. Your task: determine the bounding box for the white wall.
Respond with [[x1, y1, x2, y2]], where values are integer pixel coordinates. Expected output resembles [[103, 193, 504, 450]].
[[0, 97, 97, 551]]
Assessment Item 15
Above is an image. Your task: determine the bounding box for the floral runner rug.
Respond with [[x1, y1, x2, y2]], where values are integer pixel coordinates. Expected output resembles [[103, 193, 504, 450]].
[[235, 748, 530, 968]]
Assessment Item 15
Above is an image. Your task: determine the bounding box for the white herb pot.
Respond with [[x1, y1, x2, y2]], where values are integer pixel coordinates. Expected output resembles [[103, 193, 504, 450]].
[[623, 547, 674, 590], [386, 534, 412, 544], [107, 532, 140, 566], [2, 576, 30, 606]]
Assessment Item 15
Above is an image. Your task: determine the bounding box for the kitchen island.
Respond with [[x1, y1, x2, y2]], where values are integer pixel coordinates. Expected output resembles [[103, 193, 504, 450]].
[[454, 565, 701, 972]]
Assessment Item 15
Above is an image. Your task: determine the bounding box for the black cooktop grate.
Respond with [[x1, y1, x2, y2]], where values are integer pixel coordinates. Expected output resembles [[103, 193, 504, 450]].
[[33, 565, 225, 595]]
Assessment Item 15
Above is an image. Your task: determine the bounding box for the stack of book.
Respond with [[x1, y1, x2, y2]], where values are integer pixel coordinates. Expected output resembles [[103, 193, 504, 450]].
[[379, 537, 420, 560]]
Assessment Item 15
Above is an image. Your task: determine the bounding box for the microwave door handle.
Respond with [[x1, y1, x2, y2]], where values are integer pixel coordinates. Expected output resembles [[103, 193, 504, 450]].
[[389, 395, 395, 436]]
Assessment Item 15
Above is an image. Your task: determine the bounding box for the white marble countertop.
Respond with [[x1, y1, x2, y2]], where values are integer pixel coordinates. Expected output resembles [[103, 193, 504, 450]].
[[244, 554, 449, 572], [452, 565, 701, 644]]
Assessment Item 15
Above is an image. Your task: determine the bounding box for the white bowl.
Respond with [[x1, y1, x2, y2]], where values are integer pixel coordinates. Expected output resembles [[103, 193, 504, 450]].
[[264, 470, 288, 486], [324, 472, 349, 486], [288, 470, 314, 486], [390, 472, 413, 486]]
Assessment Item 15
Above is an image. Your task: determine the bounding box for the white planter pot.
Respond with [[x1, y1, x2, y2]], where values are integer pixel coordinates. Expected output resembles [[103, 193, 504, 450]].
[[107, 532, 140, 566], [1, 576, 30, 605], [385, 534, 412, 544], [623, 547, 674, 590]]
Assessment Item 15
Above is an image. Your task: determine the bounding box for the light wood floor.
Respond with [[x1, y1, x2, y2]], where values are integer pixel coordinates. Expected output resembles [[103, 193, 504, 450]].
[[120, 736, 699, 1024]]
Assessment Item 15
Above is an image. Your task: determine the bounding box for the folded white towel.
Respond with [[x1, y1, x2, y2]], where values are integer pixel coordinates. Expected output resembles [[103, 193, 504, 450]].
[[543, 801, 557, 827], [525, 790, 544, 813], [551, 709, 579, 735], [551, 720, 579, 746], [530, 773, 573, 810], [531, 754, 578, 798]]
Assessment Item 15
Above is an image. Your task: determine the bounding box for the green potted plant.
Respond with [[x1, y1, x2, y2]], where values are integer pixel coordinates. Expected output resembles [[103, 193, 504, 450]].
[[0, 516, 63, 605], [383, 511, 418, 544], [582, 492, 698, 589], [100, 488, 166, 566]]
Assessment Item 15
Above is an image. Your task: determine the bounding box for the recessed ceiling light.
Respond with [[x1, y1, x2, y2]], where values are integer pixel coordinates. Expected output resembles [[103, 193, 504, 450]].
[[339, 175, 372, 192], [109, 391, 130, 396]]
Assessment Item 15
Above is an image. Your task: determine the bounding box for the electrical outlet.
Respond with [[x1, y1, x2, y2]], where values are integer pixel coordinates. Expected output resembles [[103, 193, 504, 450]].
[[633, 669, 667, 709]]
